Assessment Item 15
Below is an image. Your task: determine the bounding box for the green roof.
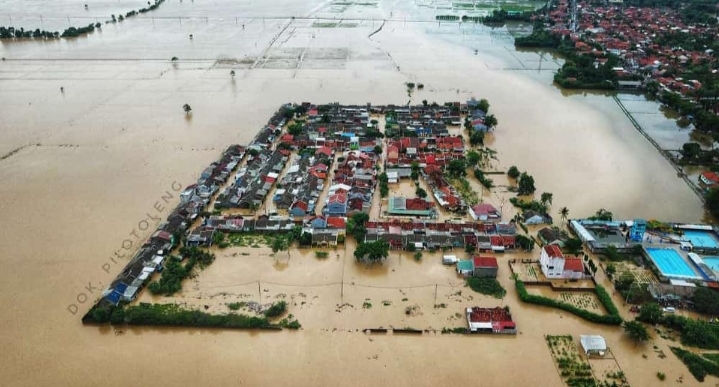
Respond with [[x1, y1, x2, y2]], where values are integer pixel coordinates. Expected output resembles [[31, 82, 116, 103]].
[[457, 260, 474, 271]]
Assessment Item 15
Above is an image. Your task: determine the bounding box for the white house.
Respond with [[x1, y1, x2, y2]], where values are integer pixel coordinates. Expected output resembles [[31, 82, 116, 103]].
[[540, 244, 585, 279], [540, 244, 566, 278], [524, 210, 550, 225]]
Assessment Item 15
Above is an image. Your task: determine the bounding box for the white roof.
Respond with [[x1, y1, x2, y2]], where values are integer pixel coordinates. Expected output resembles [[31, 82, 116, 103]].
[[580, 335, 607, 352]]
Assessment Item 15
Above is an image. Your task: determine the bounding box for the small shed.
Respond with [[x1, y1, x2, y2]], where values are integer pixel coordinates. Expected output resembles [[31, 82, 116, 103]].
[[580, 335, 607, 357], [457, 260, 474, 276], [443, 255, 458, 265]]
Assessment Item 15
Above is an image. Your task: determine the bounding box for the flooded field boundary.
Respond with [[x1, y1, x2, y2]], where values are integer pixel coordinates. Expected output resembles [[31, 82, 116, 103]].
[[613, 95, 705, 203]]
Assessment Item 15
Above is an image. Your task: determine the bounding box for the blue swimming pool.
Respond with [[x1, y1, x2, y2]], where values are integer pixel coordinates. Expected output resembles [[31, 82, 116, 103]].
[[646, 247, 701, 279], [703, 256, 719, 272], [683, 230, 719, 249]]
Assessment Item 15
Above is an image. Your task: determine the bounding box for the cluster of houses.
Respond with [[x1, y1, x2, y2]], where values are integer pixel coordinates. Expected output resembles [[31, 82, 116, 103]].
[[547, 0, 718, 99], [386, 136, 465, 167], [274, 152, 331, 217], [323, 151, 378, 216], [187, 213, 349, 247], [364, 220, 516, 252], [423, 165, 467, 214]]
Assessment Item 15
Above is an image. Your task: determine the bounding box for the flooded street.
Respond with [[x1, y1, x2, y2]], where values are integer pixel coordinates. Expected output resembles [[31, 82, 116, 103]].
[[0, 0, 710, 386]]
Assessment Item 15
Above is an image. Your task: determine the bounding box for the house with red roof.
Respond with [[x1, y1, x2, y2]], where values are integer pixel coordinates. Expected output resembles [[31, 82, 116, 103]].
[[316, 146, 333, 158], [540, 245, 586, 279], [472, 256, 499, 278], [466, 307, 517, 334], [700, 171, 719, 191], [469, 203, 501, 222], [563, 256, 586, 279]]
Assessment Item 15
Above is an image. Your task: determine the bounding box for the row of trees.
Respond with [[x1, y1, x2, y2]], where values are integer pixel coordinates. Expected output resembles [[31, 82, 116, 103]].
[[2, 0, 166, 40]]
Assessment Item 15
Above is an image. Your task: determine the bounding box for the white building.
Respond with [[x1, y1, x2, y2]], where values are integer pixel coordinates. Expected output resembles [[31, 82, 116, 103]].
[[540, 244, 566, 278], [540, 244, 585, 279], [580, 335, 607, 357]]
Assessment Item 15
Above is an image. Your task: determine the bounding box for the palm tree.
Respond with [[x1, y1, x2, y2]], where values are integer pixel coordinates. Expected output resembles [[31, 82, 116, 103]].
[[183, 103, 192, 115], [230, 70, 235, 78], [559, 207, 569, 222]]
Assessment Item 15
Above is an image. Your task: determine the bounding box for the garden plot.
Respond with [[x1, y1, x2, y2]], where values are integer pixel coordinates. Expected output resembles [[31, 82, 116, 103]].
[[546, 335, 630, 387]]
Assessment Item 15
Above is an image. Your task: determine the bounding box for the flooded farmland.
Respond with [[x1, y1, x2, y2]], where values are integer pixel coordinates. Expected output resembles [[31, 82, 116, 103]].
[[0, 0, 711, 386]]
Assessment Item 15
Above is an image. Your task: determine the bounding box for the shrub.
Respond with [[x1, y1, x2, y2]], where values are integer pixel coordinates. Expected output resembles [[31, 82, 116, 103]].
[[120, 303, 270, 329], [656, 372, 666, 381], [671, 346, 719, 381], [467, 277, 506, 299], [263, 301, 287, 318]]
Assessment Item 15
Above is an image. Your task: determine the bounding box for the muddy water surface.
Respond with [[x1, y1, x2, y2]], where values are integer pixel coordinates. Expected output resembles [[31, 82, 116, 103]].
[[0, 0, 710, 386]]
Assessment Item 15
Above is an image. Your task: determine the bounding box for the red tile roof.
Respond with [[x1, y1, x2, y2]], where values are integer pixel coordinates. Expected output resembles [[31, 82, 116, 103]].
[[702, 171, 719, 184], [326, 217, 346, 229], [543, 244, 563, 258], [473, 256, 498, 268], [564, 258, 584, 273]]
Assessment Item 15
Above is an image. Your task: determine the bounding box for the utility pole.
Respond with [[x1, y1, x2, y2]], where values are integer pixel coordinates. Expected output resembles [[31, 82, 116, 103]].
[[258, 280, 261, 302], [434, 284, 438, 304]]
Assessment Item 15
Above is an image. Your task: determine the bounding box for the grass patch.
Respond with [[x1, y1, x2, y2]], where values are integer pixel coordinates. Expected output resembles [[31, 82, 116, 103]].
[[227, 302, 245, 311], [466, 277, 506, 299], [315, 251, 329, 259]]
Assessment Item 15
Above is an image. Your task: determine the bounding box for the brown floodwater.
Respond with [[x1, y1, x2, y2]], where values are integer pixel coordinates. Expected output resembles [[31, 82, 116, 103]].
[[0, 0, 711, 386]]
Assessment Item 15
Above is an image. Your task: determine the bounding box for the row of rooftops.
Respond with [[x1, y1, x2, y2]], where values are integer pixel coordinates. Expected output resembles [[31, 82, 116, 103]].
[[216, 148, 288, 209]]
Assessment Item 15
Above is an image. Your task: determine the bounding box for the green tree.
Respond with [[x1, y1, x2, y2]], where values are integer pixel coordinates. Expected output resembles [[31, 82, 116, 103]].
[[478, 98, 490, 112], [623, 320, 650, 345], [559, 206, 569, 222], [540, 192, 553, 206], [507, 166, 520, 179], [271, 235, 290, 258], [484, 114, 498, 129], [706, 188, 719, 220], [416, 187, 427, 198], [410, 170, 419, 181], [469, 131, 484, 146], [183, 103, 192, 114], [564, 238, 583, 255], [347, 212, 369, 241], [693, 288, 719, 316], [288, 123, 303, 136], [590, 208, 613, 221], [447, 159, 467, 178], [466, 150, 481, 166], [637, 303, 664, 325], [682, 142, 702, 161], [354, 240, 390, 263], [373, 145, 383, 155], [517, 172, 536, 195], [516, 234, 535, 251]]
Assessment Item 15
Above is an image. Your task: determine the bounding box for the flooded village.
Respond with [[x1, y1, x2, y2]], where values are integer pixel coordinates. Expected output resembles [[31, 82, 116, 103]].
[[1, 0, 718, 387]]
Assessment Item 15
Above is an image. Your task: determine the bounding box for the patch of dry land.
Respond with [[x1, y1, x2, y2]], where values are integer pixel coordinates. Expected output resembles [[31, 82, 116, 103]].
[[0, 0, 714, 386]]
